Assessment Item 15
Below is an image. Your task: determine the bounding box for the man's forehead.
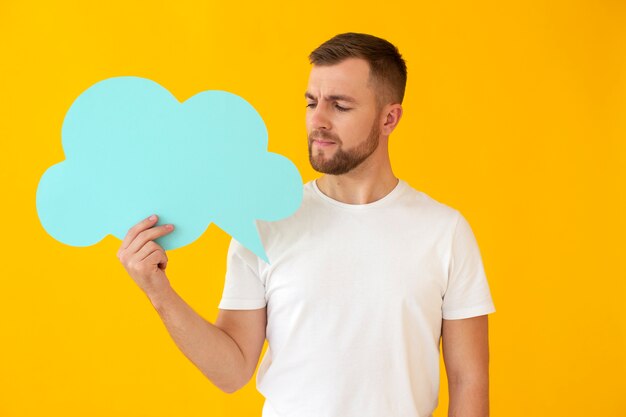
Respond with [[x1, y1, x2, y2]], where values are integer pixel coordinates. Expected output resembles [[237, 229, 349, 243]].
[[306, 58, 372, 98]]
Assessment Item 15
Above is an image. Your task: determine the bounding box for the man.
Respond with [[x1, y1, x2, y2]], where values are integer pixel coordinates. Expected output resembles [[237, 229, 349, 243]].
[[118, 33, 495, 417]]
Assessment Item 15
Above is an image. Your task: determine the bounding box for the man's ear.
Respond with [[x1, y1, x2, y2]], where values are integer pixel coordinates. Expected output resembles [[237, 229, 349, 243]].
[[381, 103, 403, 136]]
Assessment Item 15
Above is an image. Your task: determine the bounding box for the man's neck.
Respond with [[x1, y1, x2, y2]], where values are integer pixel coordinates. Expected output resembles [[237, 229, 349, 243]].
[[315, 155, 398, 205]]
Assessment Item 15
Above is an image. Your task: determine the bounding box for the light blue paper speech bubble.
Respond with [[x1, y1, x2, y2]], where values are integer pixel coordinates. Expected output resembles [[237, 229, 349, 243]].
[[36, 76, 303, 263]]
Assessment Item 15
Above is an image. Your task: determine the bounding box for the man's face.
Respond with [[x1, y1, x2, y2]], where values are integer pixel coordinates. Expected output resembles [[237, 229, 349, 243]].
[[305, 58, 382, 175]]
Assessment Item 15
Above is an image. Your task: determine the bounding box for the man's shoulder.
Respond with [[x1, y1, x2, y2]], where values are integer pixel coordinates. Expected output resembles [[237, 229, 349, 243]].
[[395, 179, 460, 220]]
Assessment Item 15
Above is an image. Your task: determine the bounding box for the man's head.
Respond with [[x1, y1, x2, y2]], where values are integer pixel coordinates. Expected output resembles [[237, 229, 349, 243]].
[[309, 32, 407, 107], [305, 33, 407, 175]]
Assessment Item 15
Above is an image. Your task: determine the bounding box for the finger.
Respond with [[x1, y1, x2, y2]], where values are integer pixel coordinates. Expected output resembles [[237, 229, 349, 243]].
[[136, 241, 168, 266], [144, 249, 168, 270], [121, 214, 159, 250], [135, 241, 161, 263], [127, 224, 175, 255], [128, 224, 174, 255]]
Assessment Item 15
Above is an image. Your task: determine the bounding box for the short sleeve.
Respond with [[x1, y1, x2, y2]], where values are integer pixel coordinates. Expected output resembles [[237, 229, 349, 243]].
[[442, 211, 496, 320], [218, 238, 267, 310]]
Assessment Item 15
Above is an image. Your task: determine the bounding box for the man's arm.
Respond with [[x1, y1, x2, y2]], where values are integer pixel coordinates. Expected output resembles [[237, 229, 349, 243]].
[[117, 214, 266, 393], [441, 315, 490, 417], [150, 287, 266, 393]]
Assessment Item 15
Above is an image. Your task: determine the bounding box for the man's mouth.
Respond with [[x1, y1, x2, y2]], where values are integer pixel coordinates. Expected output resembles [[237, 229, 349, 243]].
[[311, 139, 336, 147]]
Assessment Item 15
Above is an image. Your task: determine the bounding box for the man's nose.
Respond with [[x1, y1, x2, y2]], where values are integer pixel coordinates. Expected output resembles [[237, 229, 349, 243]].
[[309, 104, 331, 130]]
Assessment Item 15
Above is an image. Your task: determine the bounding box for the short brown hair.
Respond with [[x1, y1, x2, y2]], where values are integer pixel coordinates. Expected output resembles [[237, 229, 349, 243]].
[[309, 32, 407, 105]]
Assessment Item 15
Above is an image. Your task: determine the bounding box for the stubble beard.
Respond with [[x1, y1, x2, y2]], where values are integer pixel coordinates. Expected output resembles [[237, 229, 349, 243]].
[[308, 119, 381, 175]]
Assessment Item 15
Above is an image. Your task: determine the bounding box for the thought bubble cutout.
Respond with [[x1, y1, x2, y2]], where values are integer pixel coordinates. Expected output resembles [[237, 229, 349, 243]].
[[36, 76, 303, 263]]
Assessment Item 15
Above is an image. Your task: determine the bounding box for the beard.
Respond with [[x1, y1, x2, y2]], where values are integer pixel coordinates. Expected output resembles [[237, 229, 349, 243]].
[[308, 118, 381, 175]]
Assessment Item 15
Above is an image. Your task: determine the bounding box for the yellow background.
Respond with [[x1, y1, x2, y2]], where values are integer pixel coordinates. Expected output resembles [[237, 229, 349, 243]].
[[2, 0, 625, 416]]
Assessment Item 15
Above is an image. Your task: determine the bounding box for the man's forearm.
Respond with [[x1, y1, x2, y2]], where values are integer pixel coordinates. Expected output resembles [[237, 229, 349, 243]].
[[146, 284, 248, 393], [448, 377, 489, 417]]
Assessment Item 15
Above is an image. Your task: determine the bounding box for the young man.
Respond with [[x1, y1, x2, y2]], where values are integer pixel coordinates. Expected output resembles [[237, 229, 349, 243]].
[[118, 33, 495, 417]]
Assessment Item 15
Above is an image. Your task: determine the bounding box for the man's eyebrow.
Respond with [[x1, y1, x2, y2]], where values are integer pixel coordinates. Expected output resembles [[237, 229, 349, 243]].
[[304, 92, 357, 103]]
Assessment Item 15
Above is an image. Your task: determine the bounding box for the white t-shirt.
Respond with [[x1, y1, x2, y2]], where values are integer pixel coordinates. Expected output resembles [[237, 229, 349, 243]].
[[218, 179, 495, 417]]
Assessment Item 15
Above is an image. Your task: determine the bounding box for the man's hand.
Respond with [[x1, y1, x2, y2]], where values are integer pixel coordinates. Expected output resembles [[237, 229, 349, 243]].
[[117, 214, 175, 299]]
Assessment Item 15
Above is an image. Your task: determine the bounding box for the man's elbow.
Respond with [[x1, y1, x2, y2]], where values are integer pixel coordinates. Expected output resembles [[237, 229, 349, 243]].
[[216, 381, 244, 394], [448, 370, 488, 389], [218, 384, 241, 394], [214, 370, 254, 394]]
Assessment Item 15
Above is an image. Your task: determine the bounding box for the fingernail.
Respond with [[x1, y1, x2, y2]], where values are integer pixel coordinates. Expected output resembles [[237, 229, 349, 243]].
[[149, 215, 157, 221]]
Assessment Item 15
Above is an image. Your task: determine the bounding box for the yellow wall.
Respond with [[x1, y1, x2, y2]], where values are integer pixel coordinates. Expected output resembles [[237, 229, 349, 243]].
[[1, 1, 625, 416]]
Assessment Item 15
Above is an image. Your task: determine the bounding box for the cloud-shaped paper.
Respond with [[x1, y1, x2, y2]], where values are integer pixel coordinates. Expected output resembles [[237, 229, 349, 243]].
[[36, 76, 302, 263]]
